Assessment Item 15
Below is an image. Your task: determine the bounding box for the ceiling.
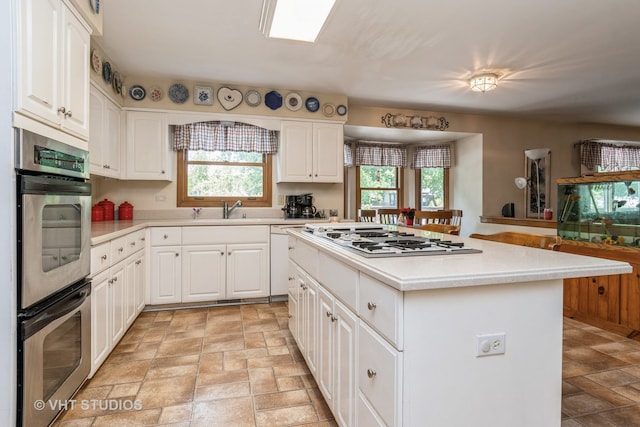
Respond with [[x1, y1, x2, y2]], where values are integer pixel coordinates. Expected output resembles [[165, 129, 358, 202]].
[[97, 0, 640, 143]]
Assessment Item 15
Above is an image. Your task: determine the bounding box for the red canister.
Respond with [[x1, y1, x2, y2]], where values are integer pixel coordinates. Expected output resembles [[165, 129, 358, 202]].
[[118, 201, 134, 220], [91, 204, 104, 222], [99, 199, 115, 221]]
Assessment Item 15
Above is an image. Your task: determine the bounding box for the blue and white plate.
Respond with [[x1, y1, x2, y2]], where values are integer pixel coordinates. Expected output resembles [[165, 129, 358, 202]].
[[245, 90, 261, 107], [102, 61, 112, 84], [168, 83, 189, 104], [305, 97, 320, 112], [265, 91, 283, 110], [336, 104, 348, 116]]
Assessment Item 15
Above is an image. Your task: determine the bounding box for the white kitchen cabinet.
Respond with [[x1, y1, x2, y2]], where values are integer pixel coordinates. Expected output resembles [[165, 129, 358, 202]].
[[226, 243, 269, 298], [90, 268, 110, 376], [133, 250, 146, 314], [276, 120, 343, 183], [109, 261, 126, 348], [124, 250, 145, 327], [89, 84, 121, 178], [296, 268, 318, 376], [150, 245, 182, 304], [182, 244, 226, 302], [124, 111, 172, 180], [318, 285, 357, 427], [288, 260, 299, 342], [16, 0, 90, 140]]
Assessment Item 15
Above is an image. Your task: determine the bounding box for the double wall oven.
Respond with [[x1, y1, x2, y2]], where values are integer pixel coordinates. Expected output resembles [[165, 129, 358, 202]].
[[16, 129, 92, 427]]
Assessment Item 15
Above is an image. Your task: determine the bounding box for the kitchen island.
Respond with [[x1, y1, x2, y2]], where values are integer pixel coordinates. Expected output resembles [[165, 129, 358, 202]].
[[286, 225, 632, 427]]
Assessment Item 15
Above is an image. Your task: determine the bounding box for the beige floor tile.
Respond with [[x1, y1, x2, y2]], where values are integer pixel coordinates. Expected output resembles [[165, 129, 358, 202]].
[[254, 389, 311, 410], [91, 408, 162, 426], [197, 370, 250, 387], [88, 360, 151, 387], [151, 354, 201, 369], [198, 352, 224, 374], [136, 376, 196, 409], [155, 337, 203, 357], [255, 404, 318, 426], [158, 403, 193, 424], [146, 363, 199, 380], [108, 382, 141, 399], [586, 368, 640, 388], [194, 381, 252, 402], [562, 392, 615, 417], [191, 396, 255, 427], [276, 375, 306, 391]]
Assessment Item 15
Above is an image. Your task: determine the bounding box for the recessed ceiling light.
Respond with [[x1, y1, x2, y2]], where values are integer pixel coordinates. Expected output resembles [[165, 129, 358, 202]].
[[260, 0, 337, 42]]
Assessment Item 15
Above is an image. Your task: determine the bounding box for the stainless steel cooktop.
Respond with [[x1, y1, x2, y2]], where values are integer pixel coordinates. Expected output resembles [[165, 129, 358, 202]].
[[303, 223, 481, 258]]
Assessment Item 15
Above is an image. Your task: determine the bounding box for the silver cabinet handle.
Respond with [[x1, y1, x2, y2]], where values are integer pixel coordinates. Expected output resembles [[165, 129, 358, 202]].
[[57, 106, 66, 114], [288, 246, 294, 250], [118, 247, 124, 253], [175, 253, 179, 257], [331, 315, 337, 322], [64, 110, 72, 118], [135, 260, 141, 265], [367, 302, 377, 310], [52, 256, 58, 260], [61, 256, 68, 261], [326, 311, 332, 318], [101, 254, 107, 261], [228, 252, 232, 256], [367, 369, 376, 379], [140, 237, 146, 241], [163, 234, 168, 239], [220, 251, 224, 256], [130, 242, 136, 246], [288, 276, 295, 281], [112, 276, 118, 282]]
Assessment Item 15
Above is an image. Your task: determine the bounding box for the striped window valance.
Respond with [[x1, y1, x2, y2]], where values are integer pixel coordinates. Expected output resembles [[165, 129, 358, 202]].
[[354, 143, 407, 167], [580, 139, 640, 171], [344, 143, 354, 167], [173, 121, 278, 153], [411, 145, 451, 168]]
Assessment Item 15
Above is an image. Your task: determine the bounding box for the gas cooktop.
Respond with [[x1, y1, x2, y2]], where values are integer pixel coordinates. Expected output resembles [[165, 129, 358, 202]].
[[303, 223, 482, 258]]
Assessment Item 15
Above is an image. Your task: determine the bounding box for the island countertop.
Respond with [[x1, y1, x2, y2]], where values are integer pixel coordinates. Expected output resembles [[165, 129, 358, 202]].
[[289, 227, 632, 292]]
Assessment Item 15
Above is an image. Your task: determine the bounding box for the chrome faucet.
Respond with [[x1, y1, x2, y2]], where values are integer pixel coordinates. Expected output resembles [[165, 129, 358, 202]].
[[223, 200, 242, 219]]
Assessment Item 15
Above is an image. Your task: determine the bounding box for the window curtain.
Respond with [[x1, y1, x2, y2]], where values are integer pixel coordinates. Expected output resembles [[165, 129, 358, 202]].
[[354, 142, 407, 167], [344, 143, 354, 167], [173, 121, 278, 153], [580, 139, 640, 170], [411, 145, 451, 168]]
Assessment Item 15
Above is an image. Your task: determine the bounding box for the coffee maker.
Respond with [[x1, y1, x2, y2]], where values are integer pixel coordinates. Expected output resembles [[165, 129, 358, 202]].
[[282, 193, 317, 218]]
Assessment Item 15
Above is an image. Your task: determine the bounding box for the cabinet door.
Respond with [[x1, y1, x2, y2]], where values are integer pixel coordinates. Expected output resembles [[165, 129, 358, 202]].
[[110, 263, 126, 347], [150, 246, 181, 304], [133, 251, 146, 314], [226, 243, 269, 298], [288, 290, 298, 342], [305, 278, 318, 375], [182, 244, 226, 302], [90, 269, 110, 377], [17, 0, 62, 126], [277, 121, 313, 182], [104, 100, 122, 176], [334, 299, 357, 427], [123, 255, 137, 328], [312, 122, 343, 183], [59, 4, 90, 138], [125, 111, 171, 180], [317, 286, 334, 405], [296, 271, 308, 356], [89, 87, 106, 173]]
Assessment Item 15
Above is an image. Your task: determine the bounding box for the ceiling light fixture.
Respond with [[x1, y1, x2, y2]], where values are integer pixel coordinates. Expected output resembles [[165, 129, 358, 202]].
[[469, 73, 498, 93], [259, 0, 337, 42]]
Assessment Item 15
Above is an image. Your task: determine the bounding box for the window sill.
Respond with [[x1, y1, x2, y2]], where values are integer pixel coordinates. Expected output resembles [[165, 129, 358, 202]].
[[480, 216, 557, 229]]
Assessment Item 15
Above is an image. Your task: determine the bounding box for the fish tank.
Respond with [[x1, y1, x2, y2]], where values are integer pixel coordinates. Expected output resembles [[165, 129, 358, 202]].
[[557, 173, 640, 247]]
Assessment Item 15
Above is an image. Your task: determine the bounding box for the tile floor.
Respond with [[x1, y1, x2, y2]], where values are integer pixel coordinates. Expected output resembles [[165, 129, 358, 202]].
[[53, 303, 640, 426], [54, 302, 335, 427]]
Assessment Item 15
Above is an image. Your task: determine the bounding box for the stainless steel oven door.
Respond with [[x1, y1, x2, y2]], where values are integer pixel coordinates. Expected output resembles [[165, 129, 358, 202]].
[[19, 175, 91, 309], [20, 282, 91, 427]]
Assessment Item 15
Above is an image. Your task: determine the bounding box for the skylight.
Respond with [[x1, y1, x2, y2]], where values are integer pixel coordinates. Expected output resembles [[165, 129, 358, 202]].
[[260, 0, 337, 43]]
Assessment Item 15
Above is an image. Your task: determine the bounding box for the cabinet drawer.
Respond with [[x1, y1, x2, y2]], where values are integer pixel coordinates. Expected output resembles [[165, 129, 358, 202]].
[[125, 229, 146, 254], [90, 242, 110, 277], [358, 322, 402, 427], [318, 252, 358, 311], [292, 239, 319, 278], [150, 227, 182, 246], [359, 273, 404, 349], [110, 235, 129, 265], [182, 225, 269, 244]]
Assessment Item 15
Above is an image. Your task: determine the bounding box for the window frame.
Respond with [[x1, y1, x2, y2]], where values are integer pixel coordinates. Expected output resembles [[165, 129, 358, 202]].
[[176, 149, 273, 208], [356, 165, 405, 211], [415, 167, 450, 211]]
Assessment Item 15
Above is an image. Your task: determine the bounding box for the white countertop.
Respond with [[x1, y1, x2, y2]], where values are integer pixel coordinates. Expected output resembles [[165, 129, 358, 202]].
[[90, 217, 317, 245], [290, 227, 633, 292]]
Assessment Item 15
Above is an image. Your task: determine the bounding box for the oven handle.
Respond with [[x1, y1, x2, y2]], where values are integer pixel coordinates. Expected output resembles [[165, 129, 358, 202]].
[[21, 284, 91, 340]]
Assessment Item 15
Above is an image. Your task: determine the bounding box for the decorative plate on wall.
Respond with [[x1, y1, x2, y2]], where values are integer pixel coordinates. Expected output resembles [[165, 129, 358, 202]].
[[217, 87, 243, 110], [285, 93, 302, 111], [102, 61, 112, 84], [322, 103, 336, 117], [336, 105, 348, 116], [112, 71, 122, 94], [129, 85, 146, 101], [168, 83, 189, 104], [245, 90, 261, 107], [305, 97, 320, 112], [90, 49, 101, 73], [149, 86, 162, 102], [194, 86, 213, 105], [90, 0, 100, 14], [265, 91, 283, 110]]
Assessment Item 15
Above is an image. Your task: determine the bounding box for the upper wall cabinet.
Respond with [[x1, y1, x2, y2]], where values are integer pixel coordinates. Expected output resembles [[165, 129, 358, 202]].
[[89, 84, 121, 178], [124, 111, 173, 180], [16, 0, 91, 140], [277, 120, 344, 183]]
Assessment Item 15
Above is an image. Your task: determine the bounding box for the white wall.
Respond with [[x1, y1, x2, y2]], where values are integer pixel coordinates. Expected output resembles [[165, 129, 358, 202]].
[[453, 134, 483, 236], [1, 0, 16, 425]]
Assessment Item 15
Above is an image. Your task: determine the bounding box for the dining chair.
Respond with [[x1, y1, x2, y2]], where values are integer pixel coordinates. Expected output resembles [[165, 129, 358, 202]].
[[358, 209, 377, 222], [413, 210, 453, 226], [438, 209, 462, 235], [377, 208, 400, 225], [414, 223, 458, 234]]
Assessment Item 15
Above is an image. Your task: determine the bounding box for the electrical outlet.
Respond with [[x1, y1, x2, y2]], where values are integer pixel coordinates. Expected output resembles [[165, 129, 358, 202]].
[[277, 195, 284, 205], [155, 195, 166, 202], [476, 333, 506, 357]]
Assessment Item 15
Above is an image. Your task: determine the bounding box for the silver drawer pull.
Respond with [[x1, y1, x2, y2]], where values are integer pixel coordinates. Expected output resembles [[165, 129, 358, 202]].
[[101, 254, 107, 261], [175, 253, 179, 257], [135, 260, 141, 265], [130, 242, 136, 246], [367, 302, 377, 310], [288, 276, 295, 281], [331, 315, 337, 322], [141, 237, 145, 241], [288, 246, 294, 250], [118, 247, 124, 252], [367, 369, 376, 379], [163, 234, 168, 239], [326, 311, 332, 318]]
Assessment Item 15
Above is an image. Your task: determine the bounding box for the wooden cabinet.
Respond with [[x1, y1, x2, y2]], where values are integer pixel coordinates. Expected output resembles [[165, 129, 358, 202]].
[[17, 0, 90, 140], [89, 229, 146, 377], [559, 241, 638, 337], [124, 111, 172, 180], [89, 84, 121, 177], [276, 120, 343, 183]]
